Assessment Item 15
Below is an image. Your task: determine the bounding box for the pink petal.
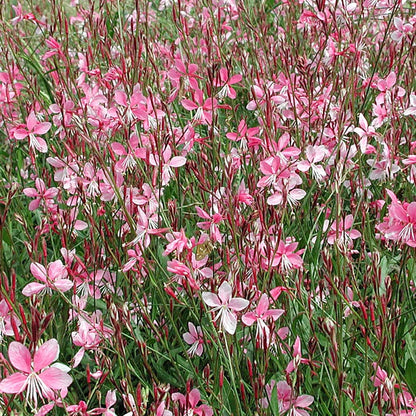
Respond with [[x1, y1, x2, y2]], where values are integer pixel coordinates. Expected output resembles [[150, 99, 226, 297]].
[[111, 142, 127, 155], [183, 332, 196, 344], [72, 348, 85, 368], [34, 339, 59, 372], [48, 260, 67, 281], [26, 112, 37, 131], [14, 128, 29, 140], [228, 298, 249, 311], [297, 161, 310, 172], [218, 281, 232, 304], [39, 367, 73, 389], [169, 156, 186, 167], [8, 342, 31, 373], [23, 188, 38, 197], [222, 309, 237, 335], [32, 136, 48, 153], [53, 279, 73, 292], [256, 294, 269, 315], [114, 90, 128, 107], [295, 394, 314, 408], [22, 282, 47, 296], [267, 192, 283, 205], [0, 372, 28, 393], [28, 199, 41, 211], [188, 388, 201, 408], [188, 322, 198, 337], [264, 309, 285, 321], [181, 99, 198, 111], [202, 292, 221, 307], [241, 312, 257, 326], [31, 262, 48, 282], [33, 122, 51, 135], [229, 74, 242, 84]]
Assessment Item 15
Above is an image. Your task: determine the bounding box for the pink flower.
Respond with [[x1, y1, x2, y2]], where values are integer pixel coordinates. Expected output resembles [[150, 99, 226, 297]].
[[353, 113, 378, 153], [377, 190, 416, 247], [242, 294, 284, 348], [181, 90, 217, 125], [172, 388, 213, 416], [391, 17, 414, 42], [262, 380, 314, 416], [326, 215, 361, 249], [202, 281, 249, 335], [297, 145, 328, 181], [90, 390, 117, 416], [14, 111, 51, 153], [183, 322, 204, 357], [0, 299, 21, 341], [214, 68, 242, 99], [22, 260, 73, 296], [149, 146, 186, 186], [0, 339, 72, 407], [271, 239, 304, 273], [285, 336, 311, 373], [23, 178, 58, 211]]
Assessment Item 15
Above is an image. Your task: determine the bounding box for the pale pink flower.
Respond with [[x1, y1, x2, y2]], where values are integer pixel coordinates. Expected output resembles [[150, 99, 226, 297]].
[[22, 260, 73, 296], [0, 299, 21, 341], [14, 111, 51, 153], [286, 336, 311, 373], [0, 339, 72, 407], [326, 215, 361, 249], [242, 294, 284, 348], [377, 190, 416, 247], [202, 281, 249, 335], [183, 322, 204, 357], [149, 146, 186, 186], [271, 239, 304, 273], [391, 17, 414, 42], [214, 68, 242, 99], [167, 59, 200, 90], [262, 380, 314, 416], [181, 90, 217, 125], [172, 388, 213, 416], [90, 390, 117, 415], [353, 114, 378, 153], [23, 178, 58, 211], [297, 145, 328, 181]]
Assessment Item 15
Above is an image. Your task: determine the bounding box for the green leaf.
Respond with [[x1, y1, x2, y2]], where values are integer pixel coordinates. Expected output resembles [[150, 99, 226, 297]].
[[405, 359, 416, 396]]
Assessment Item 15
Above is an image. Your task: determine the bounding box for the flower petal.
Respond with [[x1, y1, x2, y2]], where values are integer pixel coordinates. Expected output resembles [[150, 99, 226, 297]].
[[8, 342, 31, 373], [34, 339, 59, 372], [39, 367, 73, 390], [202, 292, 221, 307], [218, 281, 232, 304], [0, 372, 28, 393]]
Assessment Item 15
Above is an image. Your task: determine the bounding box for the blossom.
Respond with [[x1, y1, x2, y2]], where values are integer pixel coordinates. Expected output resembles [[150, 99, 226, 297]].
[[14, 111, 51, 153], [0, 300, 21, 342], [22, 260, 73, 297], [297, 145, 329, 181], [261, 380, 314, 416], [202, 281, 249, 335], [325, 215, 361, 249], [271, 239, 304, 273], [23, 178, 58, 211], [242, 294, 284, 348], [172, 388, 213, 416], [183, 322, 204, 357], [0, 339, 72, 408]]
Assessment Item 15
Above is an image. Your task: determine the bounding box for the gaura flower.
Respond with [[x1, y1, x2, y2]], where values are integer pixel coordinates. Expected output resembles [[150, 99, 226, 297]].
[[202, 281, 249, 335], [0, 339, 72, 408]]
